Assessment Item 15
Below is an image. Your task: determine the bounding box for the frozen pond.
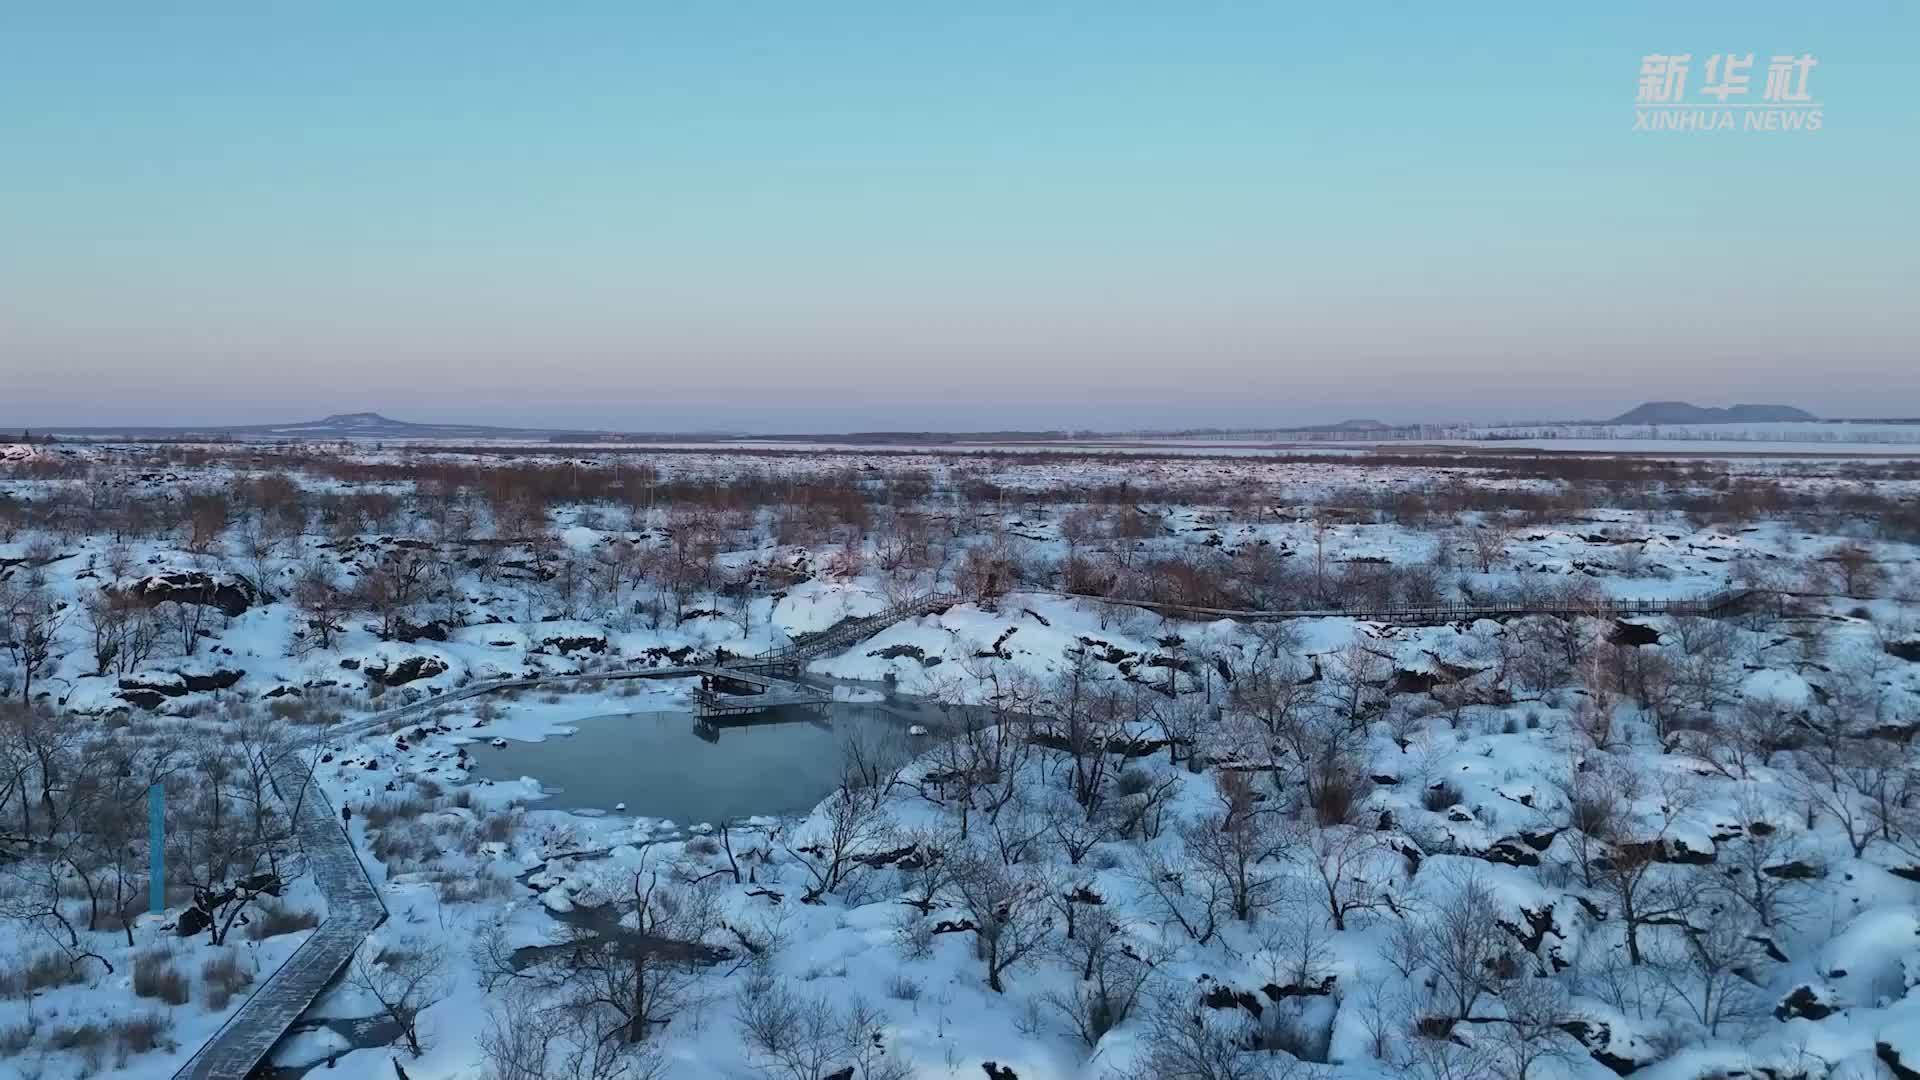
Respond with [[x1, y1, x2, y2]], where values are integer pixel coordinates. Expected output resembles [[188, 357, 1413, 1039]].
[[467, 700, 944, 823]]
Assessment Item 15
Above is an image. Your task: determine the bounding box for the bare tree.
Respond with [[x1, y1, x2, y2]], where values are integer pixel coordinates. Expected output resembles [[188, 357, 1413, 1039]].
[[1700, 696, 1802, 780], [1057, 506, 1101, 591], [168, 742, 299, 946], [983, 791, 1047, 868], [0, 701, 80, 844], [1182, 771, 1288, 923], [292, 558, 349, 654], [1649, 892, 1766, 1037], [65, 736, 181, 943], [0, 718, 117, 973], [1047, 650, 1125, 814], [1477, 974, 1577, 1080], [1297, 825, 1394, 932], [1042, 912, 1157, 1048], [1321, 642, 1391, 729], [1230, 652, 1312, 744], [1788, 740, 1889, 859], [950, 845, 1052, 993], [81, 589, 161, 677], [1042, 789, 1111, 866], [781, 776, 894, 903], [530, 862, 720, 1044], [1151, 690, 1212, 771], [480, 985, 668, 1080], [357, 546, 434, 640], [1469, 520, 1511, 575], [183, 488, 229, 554], [348, 938, 449, 1058], [1553, 759, 1630, 889], [1590, 773, 1705, 967], [0, 847, 114, 974], [0, 579, 66, 703], [1715, 785, 1816, 930], [477, 986, 559, 1080], [918, 700, 1025, 843], [1825, 543, 1881, 598], [1133, 837, 1223, 947], [231, 514, 284, 601], [1386, 867, 1512, 1024], [1393, 1027, 1498, 1080]]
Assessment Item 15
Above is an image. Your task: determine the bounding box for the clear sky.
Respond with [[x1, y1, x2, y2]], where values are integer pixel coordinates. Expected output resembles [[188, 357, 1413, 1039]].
[[2, 2, 1914, 431]]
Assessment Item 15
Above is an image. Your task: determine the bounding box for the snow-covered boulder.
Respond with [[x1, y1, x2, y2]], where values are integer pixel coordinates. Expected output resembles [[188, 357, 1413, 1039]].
[[115, 569, 255, 616]]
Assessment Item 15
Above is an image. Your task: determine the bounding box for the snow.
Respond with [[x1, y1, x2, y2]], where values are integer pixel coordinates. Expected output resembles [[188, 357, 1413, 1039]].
[[4, 440, 1920, 1079]]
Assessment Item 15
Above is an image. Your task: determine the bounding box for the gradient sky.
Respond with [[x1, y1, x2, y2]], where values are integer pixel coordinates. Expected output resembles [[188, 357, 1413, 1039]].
[[2, 2, 1915, 432]]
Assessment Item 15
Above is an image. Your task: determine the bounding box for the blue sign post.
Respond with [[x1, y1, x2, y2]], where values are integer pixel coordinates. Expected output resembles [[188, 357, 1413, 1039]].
[[148, 783, 164, 914]]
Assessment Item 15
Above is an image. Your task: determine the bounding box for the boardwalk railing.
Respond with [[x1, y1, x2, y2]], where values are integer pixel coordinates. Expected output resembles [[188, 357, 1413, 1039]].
[[755, 590, 961, 667], [1059, 588, 1753, 625]]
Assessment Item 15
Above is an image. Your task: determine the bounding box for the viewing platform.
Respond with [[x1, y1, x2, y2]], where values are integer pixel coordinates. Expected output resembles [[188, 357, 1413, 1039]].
[[690, 665, 830, 719]]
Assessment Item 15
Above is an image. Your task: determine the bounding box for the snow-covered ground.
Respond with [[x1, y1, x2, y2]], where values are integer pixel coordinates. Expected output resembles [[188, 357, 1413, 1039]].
[[1152, 421, 1920, 452], [2, 443, 1918, 1079]]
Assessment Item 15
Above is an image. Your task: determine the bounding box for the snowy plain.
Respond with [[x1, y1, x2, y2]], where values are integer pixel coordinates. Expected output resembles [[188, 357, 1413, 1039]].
[[1, 440, 1917, 1080]]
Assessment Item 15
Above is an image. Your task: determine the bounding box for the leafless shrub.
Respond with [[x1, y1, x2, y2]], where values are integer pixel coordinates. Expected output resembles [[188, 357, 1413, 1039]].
[[132, 951, 190, 1005], [1421, 781, 1463, 813], [428, 869, 515, 905], [737, 981, 912, 1080], [891, 906, 935, 961], [885, 973, 922, 1002], [200, 948, 253, 1010], [15, 950, 86, 996], [1115, 767, 1155, 798], [481, 809, 520, 843], [1127, 982, 1317, 1079], [50, 1020, 105, 1051], [1311, 770, 1367, 827], [0, 1020, 29, 1054], [362, 794, 432, 829], [246, 899, 321, 940], [370, 819, 437, 870]]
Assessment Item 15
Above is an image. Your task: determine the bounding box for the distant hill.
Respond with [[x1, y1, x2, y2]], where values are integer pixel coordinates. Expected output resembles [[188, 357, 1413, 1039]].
[[1608, 401, 1817, 425], [37, 411, 619, 442], [256, 412, 537, 438], [1300, 418, 1396, 433]]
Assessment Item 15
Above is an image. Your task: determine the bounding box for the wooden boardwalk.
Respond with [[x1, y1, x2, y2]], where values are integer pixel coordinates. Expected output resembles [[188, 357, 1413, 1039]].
[[171, 759, 387, 1080], [1059, 588, 1752, 625], [753, 591, 960, 670]]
